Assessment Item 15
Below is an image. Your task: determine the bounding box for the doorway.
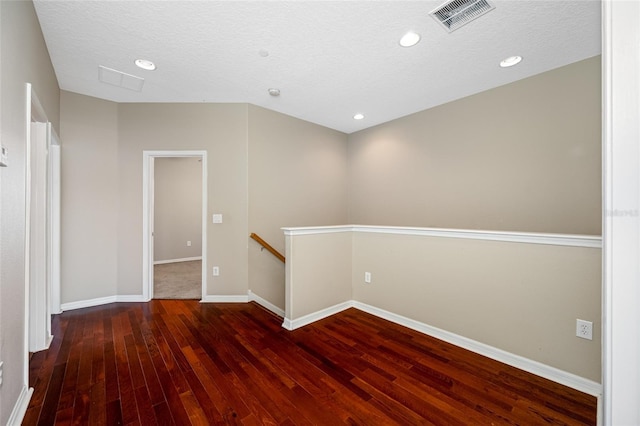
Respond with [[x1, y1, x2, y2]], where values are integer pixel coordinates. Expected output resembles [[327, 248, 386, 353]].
[[24, 84, 62, 396], [142, 151, 207, 301], [153, 157, 202, 298]]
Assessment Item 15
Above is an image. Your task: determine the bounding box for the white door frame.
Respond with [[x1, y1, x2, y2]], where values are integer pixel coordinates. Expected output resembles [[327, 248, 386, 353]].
[[602, 1, 640, 424], [49, 140, 61, 315], [28, 121, 52, 352], [23, 83, 61, 391], [142, 150, 207, 301]]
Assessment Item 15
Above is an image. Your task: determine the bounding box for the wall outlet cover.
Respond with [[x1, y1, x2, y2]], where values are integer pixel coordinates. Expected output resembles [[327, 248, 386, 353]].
[[576, 319, 593, 340]]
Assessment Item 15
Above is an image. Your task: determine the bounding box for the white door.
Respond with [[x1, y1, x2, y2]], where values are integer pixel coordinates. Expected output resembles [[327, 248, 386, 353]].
[[29, 122, 53, 352]]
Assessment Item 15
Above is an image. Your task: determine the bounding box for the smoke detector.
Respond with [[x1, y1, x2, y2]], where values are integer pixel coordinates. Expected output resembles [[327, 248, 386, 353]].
[[430, 0, 496, 32]]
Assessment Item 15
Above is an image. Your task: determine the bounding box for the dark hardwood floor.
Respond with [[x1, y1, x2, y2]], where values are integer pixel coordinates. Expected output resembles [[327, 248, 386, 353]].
[[25, 300, 597, 425]]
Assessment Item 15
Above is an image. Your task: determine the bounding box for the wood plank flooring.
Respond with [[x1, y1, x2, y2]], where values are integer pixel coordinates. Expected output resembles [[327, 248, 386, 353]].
[[26, 300, 597, 425]]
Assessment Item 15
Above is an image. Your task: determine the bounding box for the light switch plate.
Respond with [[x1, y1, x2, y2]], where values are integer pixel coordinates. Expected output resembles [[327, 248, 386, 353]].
[[0, 146, 8, 167], [212, 214, 223, 224]]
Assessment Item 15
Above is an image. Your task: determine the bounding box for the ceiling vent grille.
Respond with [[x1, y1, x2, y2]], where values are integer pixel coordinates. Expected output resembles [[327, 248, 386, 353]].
[[98, 65, 145, 92], [430, 0, 496, 32]]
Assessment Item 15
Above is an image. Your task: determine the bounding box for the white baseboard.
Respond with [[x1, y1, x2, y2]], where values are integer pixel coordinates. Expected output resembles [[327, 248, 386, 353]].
[[201, 295, 249, 303], [61, 295, 117, 311], [61, 295, 147, 311], [282, 301, 352, 331], [153, 256, 202, 265], [7, 386, 33, 426], [352, 301, 603, 397], [115, 295, 147, 302], [248, 290, 285, 317]]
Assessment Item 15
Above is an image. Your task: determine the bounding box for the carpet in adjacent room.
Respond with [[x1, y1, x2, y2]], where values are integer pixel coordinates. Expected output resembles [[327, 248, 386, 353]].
[[154, 260, 201, 299]]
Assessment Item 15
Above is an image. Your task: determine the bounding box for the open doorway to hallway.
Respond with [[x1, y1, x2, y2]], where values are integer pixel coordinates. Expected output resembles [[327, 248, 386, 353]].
[[153, 157, 203, 299], [142, 151, 207, 301]]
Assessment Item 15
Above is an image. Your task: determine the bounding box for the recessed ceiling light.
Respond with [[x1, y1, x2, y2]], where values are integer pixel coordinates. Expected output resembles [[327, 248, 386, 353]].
[[500, 56, 523, 68], [353, 113, 365, 120], [399, 32, 421, 47], [268, 88, 280, 96], [135, 59, 156, 71]]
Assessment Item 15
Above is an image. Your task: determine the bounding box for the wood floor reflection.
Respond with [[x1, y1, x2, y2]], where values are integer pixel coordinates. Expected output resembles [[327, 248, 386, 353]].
[[26, 300, 597, 425]]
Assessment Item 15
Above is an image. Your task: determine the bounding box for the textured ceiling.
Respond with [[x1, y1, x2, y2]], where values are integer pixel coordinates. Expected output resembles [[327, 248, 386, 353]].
[[33, 0, 601, 134]]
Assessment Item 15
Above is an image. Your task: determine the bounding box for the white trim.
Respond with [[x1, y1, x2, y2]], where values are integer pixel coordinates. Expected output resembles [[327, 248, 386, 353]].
[[201, 295, 249, 303], [282, 225, 601, 248], [351, 301, 602, 397], [602, 1, 640, 424], [61, 296, 117, 311], [153, 256, 202, 265], [60, 295, 147, 311], [115, 295, 147, 303], [248, 290, 285, 317], [49, 143, 61, 314], [28, 122, 50, 353], [7, 386, 33, 426], [282, 225, 353, 236], [602, 4, 613, 423], [282, 301, 352, 331], [23, 84, 33, 388]]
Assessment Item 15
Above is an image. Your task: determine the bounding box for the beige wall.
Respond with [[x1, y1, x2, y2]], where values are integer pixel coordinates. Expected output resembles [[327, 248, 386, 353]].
[[285, 232, 352, 319], [154, 157, 203, 262], [60, 91, 118, 303], [60, 101, 349, 305], [248, 105, 348, 309], [352, 232, 601, 382], [117, 103, 248, 296], [284, 229, 600, 381], [0, 1, 60, 422], [60, 100, 249, 300], [348, 56, 602, 235]]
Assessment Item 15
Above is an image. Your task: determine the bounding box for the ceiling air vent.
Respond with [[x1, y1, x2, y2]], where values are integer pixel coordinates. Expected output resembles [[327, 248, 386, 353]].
[[430, 0, 496, 32], [98, 65, 145, 92]]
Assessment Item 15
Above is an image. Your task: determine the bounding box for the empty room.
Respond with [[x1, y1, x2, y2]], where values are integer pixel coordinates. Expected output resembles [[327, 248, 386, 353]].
[[1, 1, 639, 425]]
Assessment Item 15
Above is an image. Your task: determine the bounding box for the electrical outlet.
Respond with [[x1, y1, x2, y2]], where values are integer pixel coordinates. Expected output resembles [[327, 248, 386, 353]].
[[364, 272, 372, 284], [576, 319, 593, 340], [0, 361, 4, 387], [213, 266, 220, 276], [187, 240, 192, 247]]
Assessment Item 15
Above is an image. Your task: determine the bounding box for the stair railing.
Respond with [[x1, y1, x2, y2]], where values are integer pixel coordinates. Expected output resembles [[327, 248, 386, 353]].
[[250, 233, 285, 263]]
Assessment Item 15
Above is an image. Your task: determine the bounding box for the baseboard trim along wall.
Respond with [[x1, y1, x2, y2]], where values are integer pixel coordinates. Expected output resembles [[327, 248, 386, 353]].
[[200, 295, 249, 303], [283, 225, 602, 248], [153, 256, 202, 265], [7, 386, 33, 426], [248, 290, 285, 317], [283, 299, 602, 397], [282, 301, 352, 331], [61, 293, 256, 310], [352, 301, 602, 397], [60, 295, 147, 311]]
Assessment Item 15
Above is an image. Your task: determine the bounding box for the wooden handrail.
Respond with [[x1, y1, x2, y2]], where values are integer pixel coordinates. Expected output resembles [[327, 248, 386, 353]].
[[250, 233, 285, 263]]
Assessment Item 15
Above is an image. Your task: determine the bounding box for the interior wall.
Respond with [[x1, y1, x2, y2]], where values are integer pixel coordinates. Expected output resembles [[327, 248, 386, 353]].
[[117, 103, 248, 297], [283, 228, 601, 382], [59, 91, 118, 304], [0, 1, 60, 422], [352, 232, 601, 382], [285, 231, 352, 320], [248, 105, 348, 310], [153, 157, 202, 262], [348, 56, 602, 235]]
